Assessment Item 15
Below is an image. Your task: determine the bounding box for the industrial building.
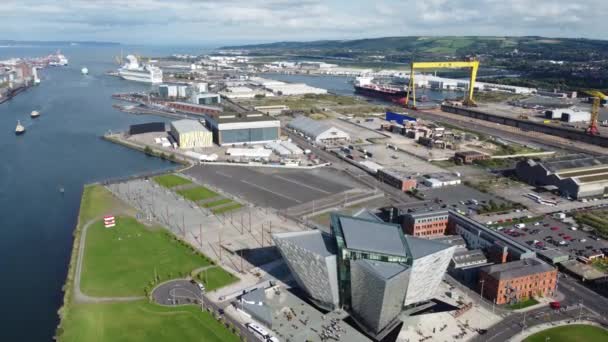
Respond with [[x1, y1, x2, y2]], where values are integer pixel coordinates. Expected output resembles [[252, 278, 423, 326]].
[[274, 213, 455, 340], [254, 105, 289, 116], [515, 154, 608, 199], [544, 108, 591, 123], [205, 112, 280, 146], [158, 83, 188, 99], [192, 93, 221, 106], [454, 151, 490, 164], [385, 111, 416, 125], [169, 119, 213, 149], [478, 258, 557, 305], [377, 169, 417, 192], [401, 210, 449, 237], [422, 173, 461, 188], [287, 116, 350, 144]]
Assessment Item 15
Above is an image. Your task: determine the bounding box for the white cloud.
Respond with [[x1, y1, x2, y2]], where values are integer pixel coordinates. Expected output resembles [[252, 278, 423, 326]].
[[0, 0, 606, 44]]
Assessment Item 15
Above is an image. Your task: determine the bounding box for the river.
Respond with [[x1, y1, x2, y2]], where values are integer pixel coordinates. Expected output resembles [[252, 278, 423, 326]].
[[0, 44, 204, 341]]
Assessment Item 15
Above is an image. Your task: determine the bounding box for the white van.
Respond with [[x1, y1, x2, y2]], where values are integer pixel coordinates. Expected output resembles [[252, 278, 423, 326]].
[[514, 223, 526, 229], [570, 226, 578, 231]]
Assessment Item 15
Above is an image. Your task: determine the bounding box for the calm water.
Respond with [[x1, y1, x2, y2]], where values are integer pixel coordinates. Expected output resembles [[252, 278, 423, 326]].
[[0, 45, 203, 341]]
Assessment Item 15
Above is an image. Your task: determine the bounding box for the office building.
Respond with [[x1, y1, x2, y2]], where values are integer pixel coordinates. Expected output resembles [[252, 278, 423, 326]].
[[478, 258, 557, 305], [402, 210, 449, 237]]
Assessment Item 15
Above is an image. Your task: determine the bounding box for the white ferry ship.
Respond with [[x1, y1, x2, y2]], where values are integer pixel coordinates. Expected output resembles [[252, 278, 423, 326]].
[[118, 55, 163, 84], [48, 52, 68, 66]]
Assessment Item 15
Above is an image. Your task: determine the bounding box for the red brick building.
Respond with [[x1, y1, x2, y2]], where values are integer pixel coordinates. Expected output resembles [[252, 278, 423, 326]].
[[401, 210, 449, 237], [478, 258, 557, 305], [377, 169, 417, 192]]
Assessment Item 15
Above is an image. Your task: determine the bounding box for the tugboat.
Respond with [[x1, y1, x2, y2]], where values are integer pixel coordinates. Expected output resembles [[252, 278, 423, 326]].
[[15, 120, 25, 135], [30, 110, 40, 118]]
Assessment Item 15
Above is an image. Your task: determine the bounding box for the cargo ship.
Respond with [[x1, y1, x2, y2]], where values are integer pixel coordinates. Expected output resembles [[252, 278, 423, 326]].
[[354, 77, 407, 103]]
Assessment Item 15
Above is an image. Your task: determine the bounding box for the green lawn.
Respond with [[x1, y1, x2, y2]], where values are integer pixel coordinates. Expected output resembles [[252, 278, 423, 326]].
[[524, 324, 608, 342], [211, 203, 243, 214], [507, 298, 539, 310], [201, 198, 234, 208], [81, 216, 211, 297], [196, 267, 240, 291], [177, 186, 219, 202], [153, 174, 192, 188], [59, 300, 239, 342], [79, 185, 134, 224]]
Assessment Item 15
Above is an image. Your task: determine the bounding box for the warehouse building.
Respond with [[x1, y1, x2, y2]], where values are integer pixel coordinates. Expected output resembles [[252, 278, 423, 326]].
[[169, 120, 213, 149], [205, 112, 280, 146], [287, 116, 350, 144], [515, 154, 608, 199], [192, 93, 221, 105], [478, 258, 557, 305], [454, 151, 490, 164], [274, 213, 455, 340], [377, 168, 417, 192]]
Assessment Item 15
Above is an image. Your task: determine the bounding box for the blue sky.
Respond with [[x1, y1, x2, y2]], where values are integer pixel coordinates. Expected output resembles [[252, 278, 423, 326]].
[[0, 0, 605, 45]]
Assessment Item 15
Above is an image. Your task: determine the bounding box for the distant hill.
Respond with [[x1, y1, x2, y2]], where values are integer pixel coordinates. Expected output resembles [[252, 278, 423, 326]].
[[221, 36, 608, 61]]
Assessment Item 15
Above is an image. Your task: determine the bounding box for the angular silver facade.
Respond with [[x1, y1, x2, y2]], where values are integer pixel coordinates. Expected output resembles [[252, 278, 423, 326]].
[[273, 231, 340, 309], [350, 260, 409, 335], [403, 244, 455, 305]]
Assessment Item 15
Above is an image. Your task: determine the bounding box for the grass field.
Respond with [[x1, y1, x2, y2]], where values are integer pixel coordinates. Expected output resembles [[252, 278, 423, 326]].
[[59, 300, 239, 342], [507, 298, 538, 310], [81, 216, 212, 297], [153, 174, 192, 188], [79, 185, 135, 224], [524, 324, 608, 342], [196, 267, 240, 291], [177, 186, 219, 202], [211, 203, 244, 214], [201, 198, 233, 208]]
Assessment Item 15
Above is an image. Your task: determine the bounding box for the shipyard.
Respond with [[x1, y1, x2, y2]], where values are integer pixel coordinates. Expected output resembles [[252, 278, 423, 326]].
[[3, 3, 608, 342]]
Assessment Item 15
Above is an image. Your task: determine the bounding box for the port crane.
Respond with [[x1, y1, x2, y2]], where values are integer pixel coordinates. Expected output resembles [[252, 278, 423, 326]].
[[405, 59, 479, 108], [583, 90, 606, 135]]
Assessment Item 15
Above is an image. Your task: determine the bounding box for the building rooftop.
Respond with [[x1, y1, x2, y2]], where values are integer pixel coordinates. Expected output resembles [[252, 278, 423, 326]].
[[456, 150, 487, 157], [170, 119, 209, 133], [452, 249, 488, 267], [288, 116, 334, 138], [333, 214, 409, 257], [274, 230, 336, 257], [209, 112, 279, 124], [354, 259, 409, 280], [404, 235, 453, 260], [379, 168, 418, 180], [406, 209, 450, 220], [536, 154, 608, 173], [352, 208, 383, 222], [431, 235, 467, 248], [481, 258, 554, 281]]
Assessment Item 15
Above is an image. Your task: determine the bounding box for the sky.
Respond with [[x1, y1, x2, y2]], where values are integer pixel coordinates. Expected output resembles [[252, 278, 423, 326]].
[[0, 0, 606, 45]]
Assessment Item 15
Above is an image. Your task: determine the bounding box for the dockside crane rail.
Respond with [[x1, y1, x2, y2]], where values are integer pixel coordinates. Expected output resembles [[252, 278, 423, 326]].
[[583, 90, 606, 136], [405, 59, 480, 109]]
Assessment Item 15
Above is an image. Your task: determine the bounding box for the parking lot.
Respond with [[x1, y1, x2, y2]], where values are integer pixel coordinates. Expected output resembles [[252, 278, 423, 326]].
[[184, 165, 357, 209], [152, 279, 202, 306], [418, 184, 510, 213], [492, 214, 608, 260]]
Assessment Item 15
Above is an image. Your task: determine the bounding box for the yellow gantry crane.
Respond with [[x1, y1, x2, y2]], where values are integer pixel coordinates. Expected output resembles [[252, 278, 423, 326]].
[[405, 59, 480, 108], [583, 90, 606, 135]]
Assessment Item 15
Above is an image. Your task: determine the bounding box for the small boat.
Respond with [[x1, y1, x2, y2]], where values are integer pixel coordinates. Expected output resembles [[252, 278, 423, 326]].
[[15, 120, 25, 135], [81, 67, 89, 75], [31, 110, 40, 118]]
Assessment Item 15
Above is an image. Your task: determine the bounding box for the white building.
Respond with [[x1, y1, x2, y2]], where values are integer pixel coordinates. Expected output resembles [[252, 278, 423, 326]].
[[287, 116, 350, 144]]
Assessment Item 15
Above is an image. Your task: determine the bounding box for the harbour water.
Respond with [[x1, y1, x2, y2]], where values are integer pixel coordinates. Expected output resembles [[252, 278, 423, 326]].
[[0, 44, 201, 341]]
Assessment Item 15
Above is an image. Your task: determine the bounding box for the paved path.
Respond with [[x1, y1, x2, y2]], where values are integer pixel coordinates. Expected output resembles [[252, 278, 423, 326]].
[[73, 217, 145, 303]]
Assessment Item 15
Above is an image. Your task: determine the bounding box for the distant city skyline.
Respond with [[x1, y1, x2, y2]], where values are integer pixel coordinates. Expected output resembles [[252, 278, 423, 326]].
[[1, 0, 606, 45]]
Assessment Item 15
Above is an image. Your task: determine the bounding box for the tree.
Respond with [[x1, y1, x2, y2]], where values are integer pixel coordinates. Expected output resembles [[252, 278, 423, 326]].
[[144, 146, 153, 156]]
